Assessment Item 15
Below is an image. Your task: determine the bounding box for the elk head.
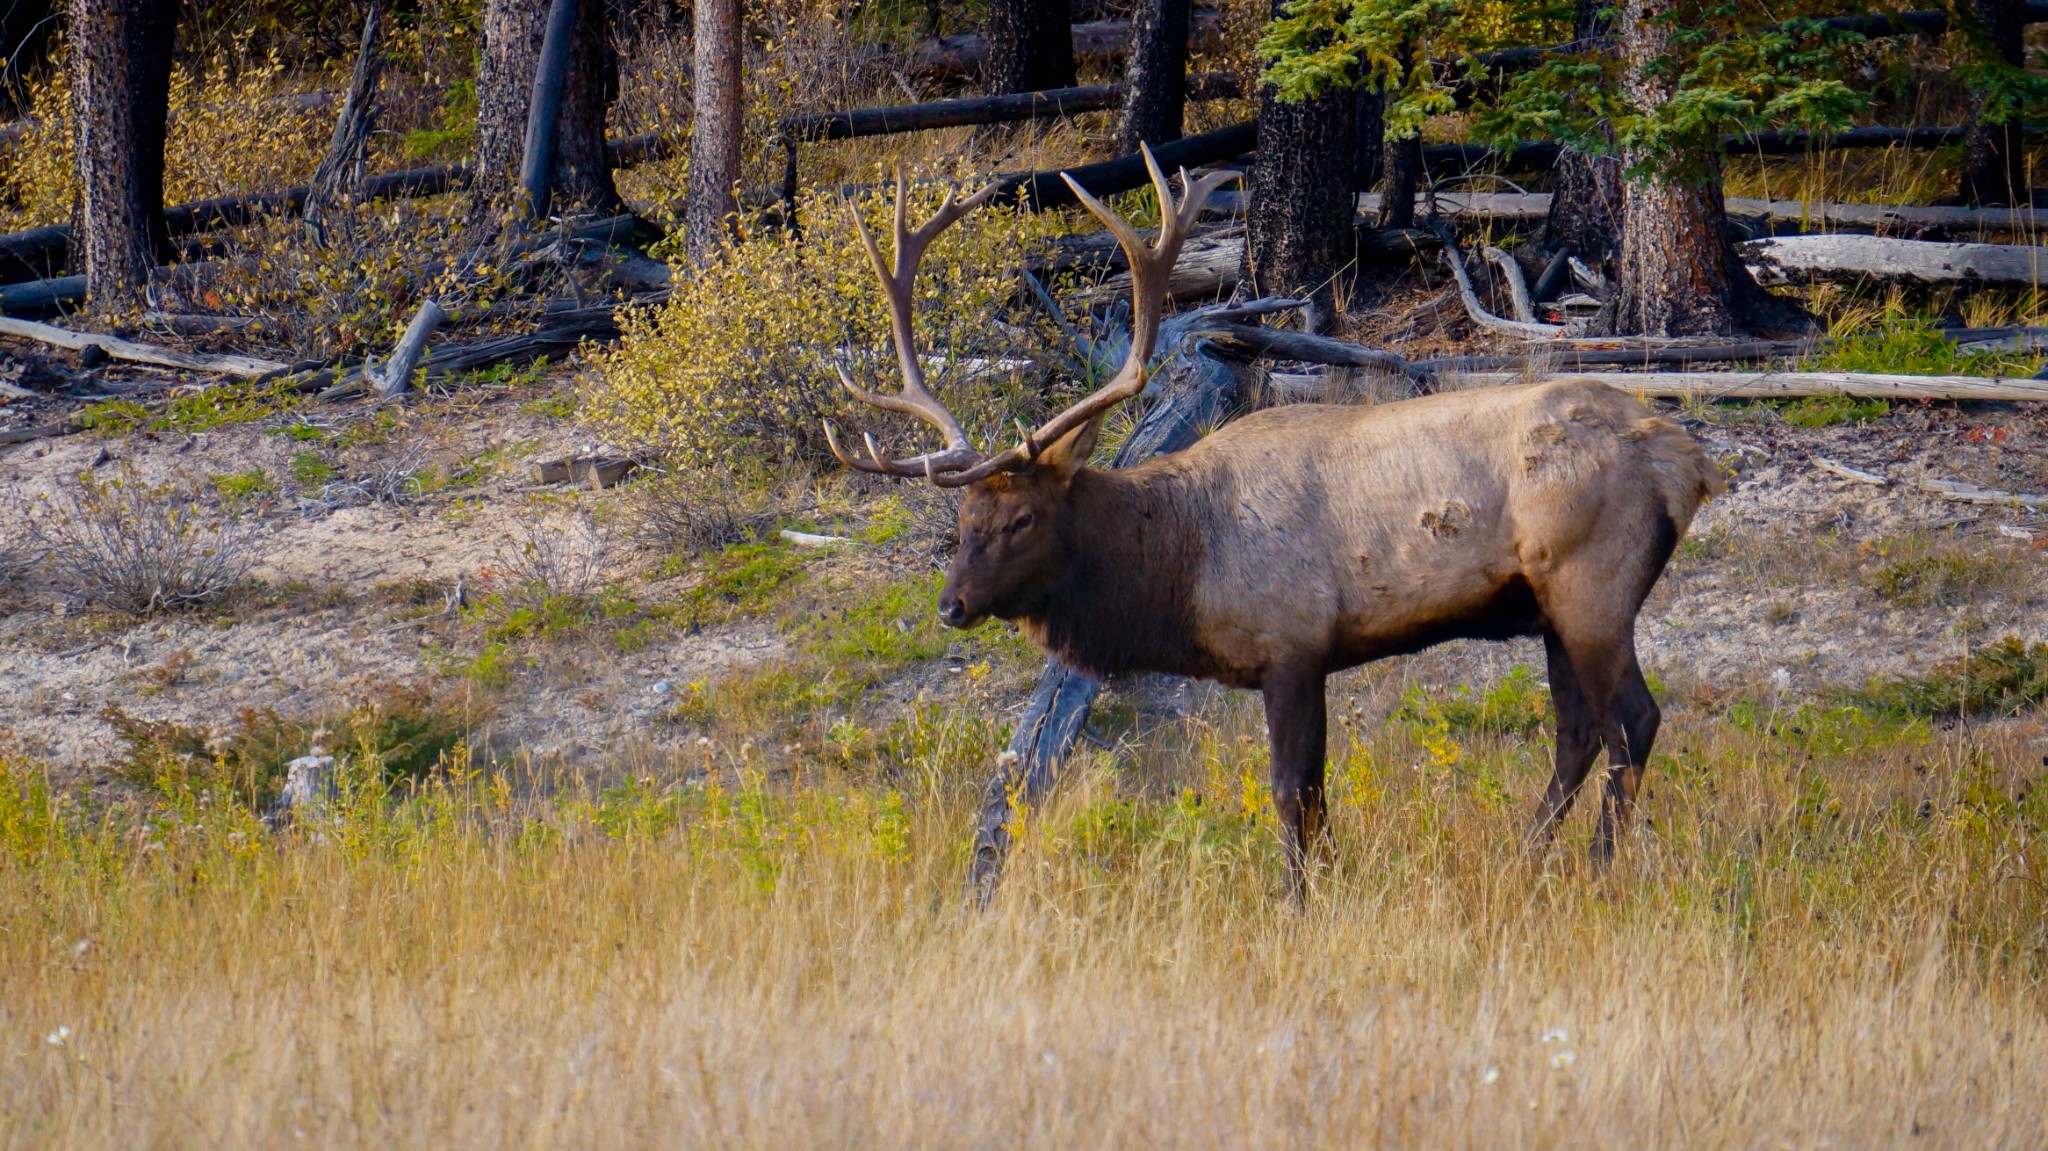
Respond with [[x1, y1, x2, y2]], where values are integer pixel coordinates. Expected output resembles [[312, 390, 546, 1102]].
[[825, 146, 1237, 629]]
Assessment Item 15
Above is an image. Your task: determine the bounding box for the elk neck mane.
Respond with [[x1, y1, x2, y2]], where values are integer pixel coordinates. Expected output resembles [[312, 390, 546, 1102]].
[[1017, 463, 1212, 680]]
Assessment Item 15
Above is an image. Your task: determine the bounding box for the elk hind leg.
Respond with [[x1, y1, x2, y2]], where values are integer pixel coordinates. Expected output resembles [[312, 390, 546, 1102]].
[[1527, 631, 1604, 856], [1262, 664, 1329, 902], [1592, 652, 1660, 865]]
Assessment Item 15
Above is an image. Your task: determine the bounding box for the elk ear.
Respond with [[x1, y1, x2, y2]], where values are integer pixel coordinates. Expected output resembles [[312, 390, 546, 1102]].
[[1035, 416, 1102, 480]]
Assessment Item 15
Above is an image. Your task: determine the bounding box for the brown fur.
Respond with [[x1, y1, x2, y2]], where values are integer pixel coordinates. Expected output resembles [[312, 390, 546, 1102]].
[[939, 379, 1722, 894]]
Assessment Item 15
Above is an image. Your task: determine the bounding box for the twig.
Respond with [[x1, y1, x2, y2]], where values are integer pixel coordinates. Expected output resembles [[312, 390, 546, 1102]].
[[1812, 457, 1888, 485]]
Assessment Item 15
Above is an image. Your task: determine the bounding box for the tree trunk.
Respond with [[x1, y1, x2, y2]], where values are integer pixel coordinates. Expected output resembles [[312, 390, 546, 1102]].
[[1351, 85, 1383, 192], [1242, 0, 1357, 332], [1543, 0, 1622, 261], [1959, 0, 2027, 206], [1615, 0, 1736, 336], [987, 0, 1077, 93], [1115, 0, 1189, 152], [684, 0, 743, 263], [1380, 132, 1421, 229], [472, 0, 619, 226], [67, 0, 175, 310]]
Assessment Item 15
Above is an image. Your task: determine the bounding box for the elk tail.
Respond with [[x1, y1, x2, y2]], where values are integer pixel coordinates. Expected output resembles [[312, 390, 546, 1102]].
[[1633, 415, 1725, 538]]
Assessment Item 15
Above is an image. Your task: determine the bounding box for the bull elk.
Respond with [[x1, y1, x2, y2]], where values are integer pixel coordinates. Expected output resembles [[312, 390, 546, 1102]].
[[826, 148, 1723, 896]]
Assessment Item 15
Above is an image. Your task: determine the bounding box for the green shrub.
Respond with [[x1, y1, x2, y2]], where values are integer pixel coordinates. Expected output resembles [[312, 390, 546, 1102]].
[[1858, 637, 2048, 719], [586, 181, 1064, 469]]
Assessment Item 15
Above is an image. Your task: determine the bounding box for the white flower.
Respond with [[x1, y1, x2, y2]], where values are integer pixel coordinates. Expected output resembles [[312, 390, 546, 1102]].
[[45, 1025, 69, 1046], [1541, 1027, 1568, 1043], [1481, 1066, 1501, 1085], [1552, 1050, 1577, 1068]]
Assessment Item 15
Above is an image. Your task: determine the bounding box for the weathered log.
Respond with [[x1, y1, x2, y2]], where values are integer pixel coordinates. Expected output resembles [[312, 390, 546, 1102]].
[[966, 297, 1293, 905], [1063, 224, 1437, 302], [1359, 189, 2048, 237], [0, 316, 286, 377], [1467, 369, 2048, 401], [912, 10, 1224, 79], [1741, 234, 2048, 287], [1436, 226, 1567, 339], [308, 4, 385, 220], [990, 119, 1257, 211], [781, 74, 1239, 142], [371, 299, 447, 398], [1919, 476, 2047, 508]]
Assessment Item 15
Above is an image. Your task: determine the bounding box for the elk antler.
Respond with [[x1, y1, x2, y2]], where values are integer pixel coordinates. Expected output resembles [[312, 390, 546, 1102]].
[[824, 170, 1000, 478], [825, 146, 1238, 486]]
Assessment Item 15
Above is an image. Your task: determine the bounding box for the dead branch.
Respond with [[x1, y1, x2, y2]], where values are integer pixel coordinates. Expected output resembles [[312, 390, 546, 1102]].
[[1433, 226, 1566, 340], [307, 3, 385, 221], [371, 299, 447, 398], [0, 316, 287, 377], [1481, 246, 1537, 323], [1812, 457, 1888, 485], [1918, 476, 2048, 508]]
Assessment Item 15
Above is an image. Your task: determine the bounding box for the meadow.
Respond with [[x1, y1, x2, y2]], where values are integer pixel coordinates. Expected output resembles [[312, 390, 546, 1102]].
[[4, 670, 2044, 1148]]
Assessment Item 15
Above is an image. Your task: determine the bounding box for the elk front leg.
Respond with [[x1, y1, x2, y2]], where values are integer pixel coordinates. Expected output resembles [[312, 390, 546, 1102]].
[[1262, 664, 1329, 902], [1592, 653, 1660, 866]]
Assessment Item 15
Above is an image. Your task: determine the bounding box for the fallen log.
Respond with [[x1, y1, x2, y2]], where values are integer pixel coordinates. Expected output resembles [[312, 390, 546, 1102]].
[[781, 73, 1239, 142], [0, 316, 287, 378], [1741, 234, 2048, 288], [990, 120, 1257, 211], [371, 299, 446, 398], [1063, 224, 1437, 302], [1919, 476, 2048, 508], [1462, 369, 2048, 401], [1357, 189, 2048, 237], [912, 9, 1225, 79]]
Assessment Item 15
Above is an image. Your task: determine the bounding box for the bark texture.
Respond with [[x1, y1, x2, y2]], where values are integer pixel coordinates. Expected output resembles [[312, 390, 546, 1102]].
[[309, 3, 385, 221], [684, 0, 743, 263], [987, 0, 1077, 93], [1244, 80, 1357, 329], [68, 0, 175, 309], [1543, 0, 1623, 260], [1380, 132, 1421, 229], [1351, 85, 1383, 192], [473, 0, 619, 223], [1115, 0, 1189, 152], [1959, 0, 2027, 206], [1615, 0, 1736, 336]]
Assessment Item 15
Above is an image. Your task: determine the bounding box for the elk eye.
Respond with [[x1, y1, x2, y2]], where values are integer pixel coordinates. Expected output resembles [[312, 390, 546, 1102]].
[[1009, 514, 1035, 534]]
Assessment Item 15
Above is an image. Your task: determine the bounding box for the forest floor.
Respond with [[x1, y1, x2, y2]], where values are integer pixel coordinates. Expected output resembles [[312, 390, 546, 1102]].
[[3, 335, 2045, 787]]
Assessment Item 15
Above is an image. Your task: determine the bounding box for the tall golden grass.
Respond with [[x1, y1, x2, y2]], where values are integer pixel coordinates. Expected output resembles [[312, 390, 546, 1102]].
[[4, 678, 2044, 1148]]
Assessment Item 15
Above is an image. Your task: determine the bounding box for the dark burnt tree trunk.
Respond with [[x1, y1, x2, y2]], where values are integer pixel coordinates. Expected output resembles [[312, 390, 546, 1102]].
[[1543, 0, 1623, 262], [1, 0, 59, 116], [1351, 84, 1384, 192], [684, 0, 742, 263], [1959, 0, 2027, 205], [1615, 0, 1737, 335], [1116, 0, 1189, 152], [1380, 131, 1421, 228], [1243, 77, 1357, 331], [473, 0, 620, 225], [68, 0, 175, 310], [1376, 42, 1419, 228], [987, 0, 1076, 93]]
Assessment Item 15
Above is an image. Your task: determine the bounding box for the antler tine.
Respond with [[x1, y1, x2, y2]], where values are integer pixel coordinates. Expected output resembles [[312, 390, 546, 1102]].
[[933, 147, 1240, 488], [835, 172, 1001, 476]]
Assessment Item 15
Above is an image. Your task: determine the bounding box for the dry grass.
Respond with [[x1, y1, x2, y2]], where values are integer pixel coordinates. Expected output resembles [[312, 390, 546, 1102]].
[[4, 673, 2045, 1147]]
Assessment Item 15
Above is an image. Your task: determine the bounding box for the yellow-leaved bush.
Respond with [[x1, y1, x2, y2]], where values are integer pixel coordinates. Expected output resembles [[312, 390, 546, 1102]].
[[584, 183, 1068, 469]]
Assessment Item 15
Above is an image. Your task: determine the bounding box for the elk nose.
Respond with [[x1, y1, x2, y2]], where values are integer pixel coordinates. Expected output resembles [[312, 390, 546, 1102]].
[[937, 595, 970, 629]]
